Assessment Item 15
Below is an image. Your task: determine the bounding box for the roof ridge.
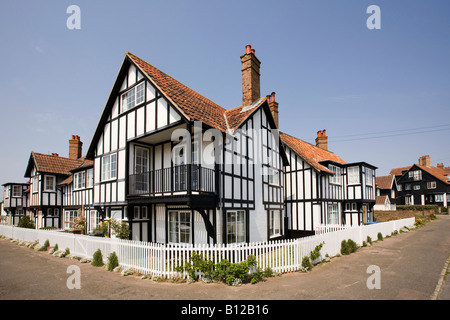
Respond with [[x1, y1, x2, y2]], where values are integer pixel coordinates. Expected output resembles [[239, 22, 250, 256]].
[[126, 52, 228, 131], [280, 131, 340, 156]]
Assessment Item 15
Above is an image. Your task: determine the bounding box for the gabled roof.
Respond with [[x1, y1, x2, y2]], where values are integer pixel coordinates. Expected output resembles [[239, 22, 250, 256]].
[[376, 174, 396, 190], [279, 132, 346, 174], [127, 52, 228, 132], [390, 166, 411, 177], [414, 164, 450, 185], [394, 163, 450, 185], [24, 152, 85, 178], [376, 195, 390, 205], [86, 52, 286, 161]]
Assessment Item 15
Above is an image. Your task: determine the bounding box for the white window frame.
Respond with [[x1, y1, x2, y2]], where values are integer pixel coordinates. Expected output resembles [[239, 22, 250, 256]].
[[64, 210, 78, 229], [413, 170, 422, 181], [327, 204, 339, 225], [74, 171, 86, 190], [86, 169, 94, 188], [12, 185, 21, 197], [347, 166, 360, 185], [269, 209, 281, 238], [168, 210, 191, 244], [102, 153, 117, 181], [121, 82, 145, 112], [413, 185, 420, 190], [226, 210, 246, 244], [365, 168, 373, 186], [435, 194, 444, 202], [44, 175, 56, 192], [329, 165, 342, 185], [427, 181, 436, 189], [32, 176, 39, 193], [268, 167, 280, 186]]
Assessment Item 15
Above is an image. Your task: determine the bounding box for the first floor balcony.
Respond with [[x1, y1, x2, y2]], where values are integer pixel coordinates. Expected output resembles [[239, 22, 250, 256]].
[[128, 164, 217, 205]]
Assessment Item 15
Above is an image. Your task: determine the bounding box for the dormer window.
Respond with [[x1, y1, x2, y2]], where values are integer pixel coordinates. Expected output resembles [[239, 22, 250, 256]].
[[121, 82, 145, 112]]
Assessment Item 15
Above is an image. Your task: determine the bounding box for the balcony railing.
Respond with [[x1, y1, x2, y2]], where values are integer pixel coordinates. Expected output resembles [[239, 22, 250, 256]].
[[128, 164, 216, 197]]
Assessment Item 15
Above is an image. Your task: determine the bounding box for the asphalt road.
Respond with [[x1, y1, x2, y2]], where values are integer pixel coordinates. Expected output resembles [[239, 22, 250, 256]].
[[0, 215, 449, 305]]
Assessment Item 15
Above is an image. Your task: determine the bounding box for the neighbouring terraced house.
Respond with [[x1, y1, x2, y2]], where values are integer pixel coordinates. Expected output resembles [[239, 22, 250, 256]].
[[1, 45, 377, 244]]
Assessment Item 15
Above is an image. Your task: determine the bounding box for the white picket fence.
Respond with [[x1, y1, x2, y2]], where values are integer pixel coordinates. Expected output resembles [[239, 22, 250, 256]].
[[0, 217, 415, 279]]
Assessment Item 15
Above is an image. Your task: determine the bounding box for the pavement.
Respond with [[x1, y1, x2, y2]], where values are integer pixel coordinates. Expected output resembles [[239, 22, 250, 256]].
[[0, 215, 449, 305]]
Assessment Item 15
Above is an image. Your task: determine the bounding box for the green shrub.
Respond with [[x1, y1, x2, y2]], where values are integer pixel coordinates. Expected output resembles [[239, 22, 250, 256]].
[[91, 249, 104, 267], [347, 239, 358, 253], [212, 255, 258, 286], [39, 239, 50, 251], [301, 256, 313, 271], [176, 252, 259, 285], [17, 216, 35, 229], [263, 267, 274, 278], [310, 242, 324, 262], [377, 232, 383, 241], [367, 236, 372, 245], [61, 248, 70, 258], [107, 251, 119, 271], [110, 219, 131, 239], [340, 240, 349, 255]]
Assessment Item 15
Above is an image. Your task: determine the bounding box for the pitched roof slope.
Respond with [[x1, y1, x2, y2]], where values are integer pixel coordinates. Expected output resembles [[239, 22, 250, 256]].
[[415, 164, 450, 185], [390, 166, 412, 177], [127, 52, 228, 132], [376, 174, 395, 189], [280, 132, 345, 174], [27, 152, 85, 176]]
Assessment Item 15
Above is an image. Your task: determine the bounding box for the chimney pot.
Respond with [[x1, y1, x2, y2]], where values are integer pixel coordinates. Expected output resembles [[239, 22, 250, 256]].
[[241, 44, 261, 107], [316, 129, 328, 150], [69, 135, 83, 159]]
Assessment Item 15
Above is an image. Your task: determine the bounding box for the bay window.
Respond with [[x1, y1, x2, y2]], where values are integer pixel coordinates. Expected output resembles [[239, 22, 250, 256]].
[[347, 166, 360, 184]]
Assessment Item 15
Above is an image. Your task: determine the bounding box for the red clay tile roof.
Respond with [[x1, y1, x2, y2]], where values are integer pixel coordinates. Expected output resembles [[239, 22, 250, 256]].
[[376, 174, 395, 189], [224, 97, 267, 132], [127, 52, 228, 132], [376, 195, 389, 205], [280, 132, 346, 174], [416, 164, 450, 185], [31, 152, 85, 176], [390, 166, 411, 177]]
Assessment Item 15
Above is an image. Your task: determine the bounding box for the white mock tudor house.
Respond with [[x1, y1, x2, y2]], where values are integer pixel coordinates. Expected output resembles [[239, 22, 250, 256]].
[[280, 130, 377, 237], [23, 136, 88, 229], [1, 182, 29, 225], [85, 47, 287, 244], [2, 45, 377, 243]]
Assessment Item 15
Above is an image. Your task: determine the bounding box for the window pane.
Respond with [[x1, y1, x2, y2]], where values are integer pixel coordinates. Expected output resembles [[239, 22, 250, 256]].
[[136, 83, 144, 104]]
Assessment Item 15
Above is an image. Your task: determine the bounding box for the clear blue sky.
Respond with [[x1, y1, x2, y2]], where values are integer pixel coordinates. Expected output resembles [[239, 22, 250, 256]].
[[1, 0, 449, 196]]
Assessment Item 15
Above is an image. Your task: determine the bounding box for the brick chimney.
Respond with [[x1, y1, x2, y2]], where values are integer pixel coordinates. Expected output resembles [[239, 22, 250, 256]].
[[266, 92, 279, 128], [315, 130, 328, 151], [437, 163, 444, 170], [418, 155, 431, 167], [241, 44, 261, 107], [69, 135, 83, 160]]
